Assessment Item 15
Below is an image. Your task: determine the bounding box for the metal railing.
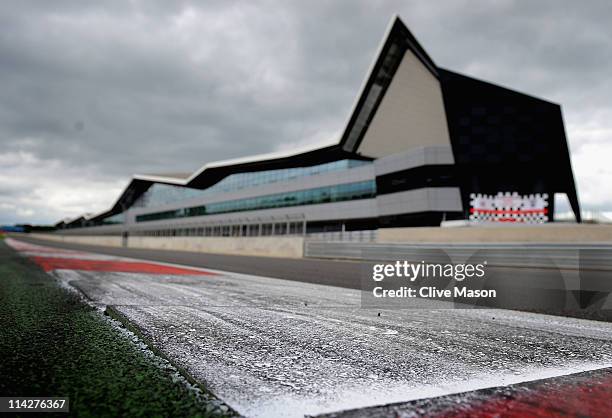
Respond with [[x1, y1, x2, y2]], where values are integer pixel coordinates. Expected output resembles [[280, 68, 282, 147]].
[[304, 241, 612, 270]]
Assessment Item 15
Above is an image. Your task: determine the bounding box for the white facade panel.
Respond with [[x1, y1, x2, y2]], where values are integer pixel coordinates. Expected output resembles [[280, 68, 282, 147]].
[[374, 145, 455, 176], [376, 187, 462, 217]]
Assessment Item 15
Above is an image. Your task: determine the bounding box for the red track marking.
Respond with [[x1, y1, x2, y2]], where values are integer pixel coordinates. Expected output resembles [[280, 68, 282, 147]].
[[433, 370, 612, 418], [31, 256, 217, 276]]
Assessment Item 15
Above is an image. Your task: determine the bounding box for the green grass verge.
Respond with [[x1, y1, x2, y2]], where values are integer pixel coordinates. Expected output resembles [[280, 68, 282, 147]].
[[0, 241, 235, 417]]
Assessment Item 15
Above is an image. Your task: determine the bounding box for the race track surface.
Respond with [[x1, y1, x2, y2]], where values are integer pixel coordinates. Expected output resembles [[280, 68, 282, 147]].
[[6, 237, 612, 417]]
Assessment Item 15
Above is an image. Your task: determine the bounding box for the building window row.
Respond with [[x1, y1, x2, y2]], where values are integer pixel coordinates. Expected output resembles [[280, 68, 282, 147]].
[[133, 221, 306, 237], [100, 213, 124, 225], [135, 180, 376, 223], [134, 159, 372, 208]]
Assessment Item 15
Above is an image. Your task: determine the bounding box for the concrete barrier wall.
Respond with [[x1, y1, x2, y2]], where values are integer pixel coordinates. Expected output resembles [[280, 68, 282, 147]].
[[29, 233, 123, 247], [28, 233, 304, 258], [27, 224, 612, 258], [377, 224, 612, 243], [127, 236, 304, 258]]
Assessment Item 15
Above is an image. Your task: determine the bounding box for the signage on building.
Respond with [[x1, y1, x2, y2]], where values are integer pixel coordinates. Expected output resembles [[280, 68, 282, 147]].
[[469, 192, 549, 223]]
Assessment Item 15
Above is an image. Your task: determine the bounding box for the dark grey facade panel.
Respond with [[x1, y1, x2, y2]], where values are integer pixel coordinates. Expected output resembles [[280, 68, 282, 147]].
[[439, 69, 581, 221]]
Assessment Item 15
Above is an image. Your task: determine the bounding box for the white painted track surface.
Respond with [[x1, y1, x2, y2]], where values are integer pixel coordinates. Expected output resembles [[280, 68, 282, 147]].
[[7, 238, 612, 418]]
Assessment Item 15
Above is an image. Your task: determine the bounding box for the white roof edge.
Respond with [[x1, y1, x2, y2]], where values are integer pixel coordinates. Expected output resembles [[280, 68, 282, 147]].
[[132, 174, 188, 185], [97, 174, 186, 220], [185, 137, 338, 183], [65, 214, 85, 224]]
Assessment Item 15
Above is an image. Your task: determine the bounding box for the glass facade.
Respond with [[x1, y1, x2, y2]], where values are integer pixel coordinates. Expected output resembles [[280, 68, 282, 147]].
[[133, 159, 372, 209], [136, 180, 376, 223], [99, 212, 124, 225]]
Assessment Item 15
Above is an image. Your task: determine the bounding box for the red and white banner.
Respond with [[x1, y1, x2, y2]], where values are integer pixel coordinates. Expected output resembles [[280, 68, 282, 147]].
[[469, 192, 549, 223]]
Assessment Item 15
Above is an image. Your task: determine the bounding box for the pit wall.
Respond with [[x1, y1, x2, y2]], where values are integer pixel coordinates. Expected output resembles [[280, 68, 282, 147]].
[[126, 236, 304, 258], [27, 224, 612, 260], [27, 233, 304, 258]]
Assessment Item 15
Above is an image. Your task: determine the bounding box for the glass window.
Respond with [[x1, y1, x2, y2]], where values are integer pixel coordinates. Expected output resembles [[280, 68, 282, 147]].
[[261, 223, 273, 236], [99, 212, 124, 225], [275, 223, 287, 235], [132, 159, 373, 210], [289, 222, 303, 235], [136, 180, 376, 223], [248, 224, 259, 236]]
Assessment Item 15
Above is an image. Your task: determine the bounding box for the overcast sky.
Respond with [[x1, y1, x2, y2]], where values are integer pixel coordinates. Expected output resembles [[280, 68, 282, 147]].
[[1, 0, 611, 225]]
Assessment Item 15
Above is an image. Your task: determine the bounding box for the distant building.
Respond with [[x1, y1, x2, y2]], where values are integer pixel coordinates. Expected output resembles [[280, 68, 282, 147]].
[[59, 16, 580, 237]]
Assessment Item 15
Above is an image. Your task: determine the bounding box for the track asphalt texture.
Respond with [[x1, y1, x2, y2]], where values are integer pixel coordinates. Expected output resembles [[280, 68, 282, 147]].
[[6, 237, 612, 417]]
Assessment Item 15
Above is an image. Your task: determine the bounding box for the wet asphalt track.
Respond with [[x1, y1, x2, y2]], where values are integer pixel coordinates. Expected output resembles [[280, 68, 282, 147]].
[[8, 237, 612, 417]]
